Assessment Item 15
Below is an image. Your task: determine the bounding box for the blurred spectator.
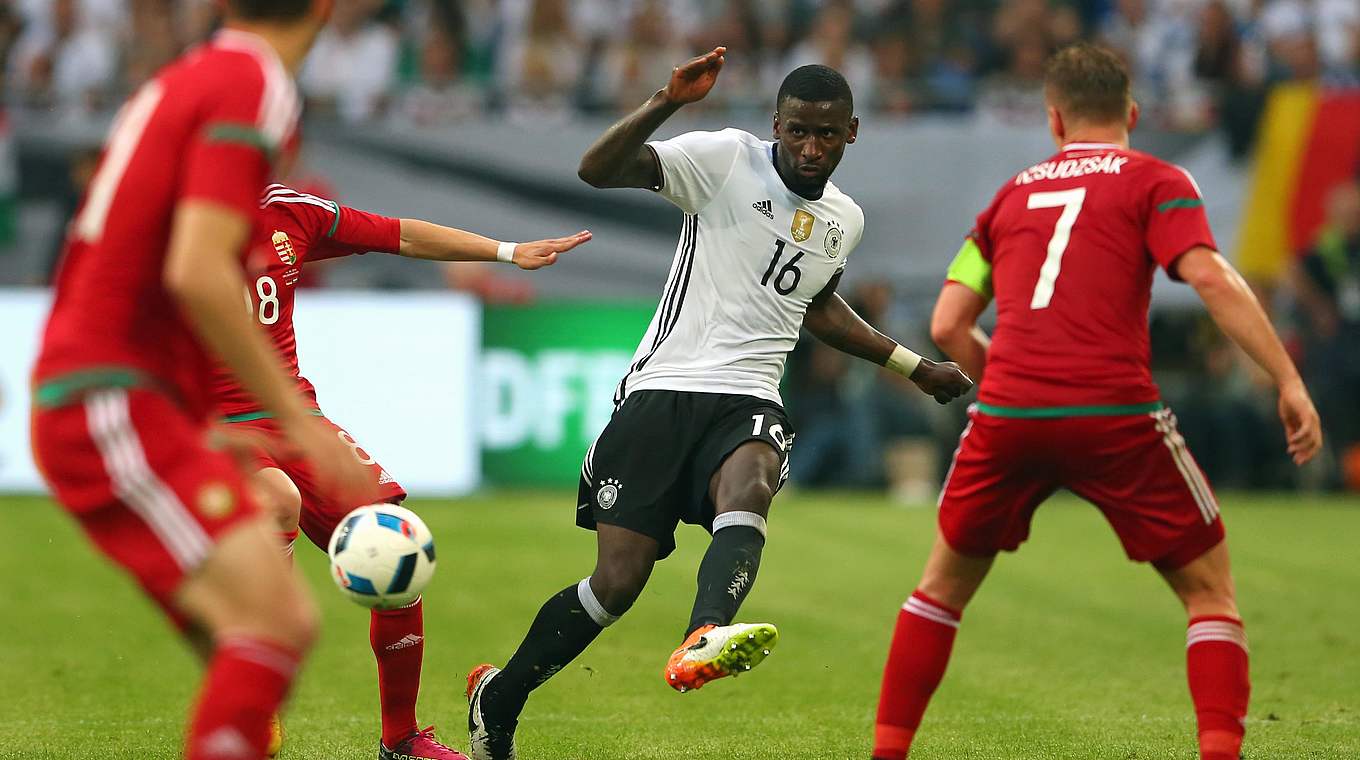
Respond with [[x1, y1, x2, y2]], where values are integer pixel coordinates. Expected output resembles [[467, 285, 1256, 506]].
[[397, 19, 484, 124], [499, 0, 583, 124], [301, 0, 400, 123], [596, 1, 690, 113], [1290, 180, 1360, 478], [8, 0, 118, 113], [125, 0, 179, 88], [1260, 0, 1360, 81], [782, 3, 875, 103], [1100, 0, 1203, 125], [1195, 0, 1269, 158], [976, 27, 1051, 124]]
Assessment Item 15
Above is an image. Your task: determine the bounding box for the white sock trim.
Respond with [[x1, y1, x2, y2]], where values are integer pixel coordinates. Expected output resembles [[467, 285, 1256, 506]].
[[902, 596, 961, 629], [712, 511, 768, 538], [578, 577, 620, 628], [1187, 620, 1248, 652]]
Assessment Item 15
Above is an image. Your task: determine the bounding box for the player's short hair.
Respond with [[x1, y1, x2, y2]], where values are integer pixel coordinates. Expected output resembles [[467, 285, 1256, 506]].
[[777, 64, 854, 113], [1044, 43, 1131, 124], [227, 0, 314, 21]]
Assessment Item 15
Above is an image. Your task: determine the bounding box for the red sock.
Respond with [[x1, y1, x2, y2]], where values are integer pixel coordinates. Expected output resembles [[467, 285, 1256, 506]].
[[873, 591, 962, 760], [186, 636, 301, 760], [1186, 615, 1250, 760], [371, 598, 425, 746]]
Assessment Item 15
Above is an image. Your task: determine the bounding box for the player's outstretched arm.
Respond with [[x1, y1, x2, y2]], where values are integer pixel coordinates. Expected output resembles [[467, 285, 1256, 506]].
[[1177, 247, 1323, 465], [164, 201, 376, 502], [804, 277, 973, 405], [397, 219, 592, 270], [930, 281, 991, 383], [577, 46, 726, 190]]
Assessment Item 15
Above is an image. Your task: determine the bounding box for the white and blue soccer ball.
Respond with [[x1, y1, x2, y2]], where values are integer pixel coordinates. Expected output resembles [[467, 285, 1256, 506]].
[[327, 504, 436, 609]]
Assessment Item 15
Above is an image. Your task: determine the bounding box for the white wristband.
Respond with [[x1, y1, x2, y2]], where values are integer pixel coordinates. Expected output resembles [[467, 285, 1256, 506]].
[[886, 344, 923, 378], [496, 241, 518, 263]]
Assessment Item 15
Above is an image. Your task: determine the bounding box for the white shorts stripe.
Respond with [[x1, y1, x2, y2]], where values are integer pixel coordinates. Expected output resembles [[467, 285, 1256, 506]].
[[1151, 410, 1218, 524], [86, 392, 202, 560], [85, 390, 212, 569], [937, 410, 976, 508], [903, 597, 960, 629]]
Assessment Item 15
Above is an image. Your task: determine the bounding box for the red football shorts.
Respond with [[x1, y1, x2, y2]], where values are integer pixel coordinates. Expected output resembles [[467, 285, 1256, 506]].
[[938, 406, 1225, 570], [31, 388, 261, 615], [227, 414, 406, 550]]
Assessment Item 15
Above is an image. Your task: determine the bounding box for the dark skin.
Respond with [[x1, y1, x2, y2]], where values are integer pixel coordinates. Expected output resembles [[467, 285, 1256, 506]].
[[577, 47, 973, 615]]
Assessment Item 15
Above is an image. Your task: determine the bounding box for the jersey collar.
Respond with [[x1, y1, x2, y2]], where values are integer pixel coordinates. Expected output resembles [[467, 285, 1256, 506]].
[[1062, 141, 1124, 152]]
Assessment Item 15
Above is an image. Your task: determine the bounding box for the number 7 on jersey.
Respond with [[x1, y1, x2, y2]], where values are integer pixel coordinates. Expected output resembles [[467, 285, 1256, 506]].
[[1026, 188, 1086, 310]]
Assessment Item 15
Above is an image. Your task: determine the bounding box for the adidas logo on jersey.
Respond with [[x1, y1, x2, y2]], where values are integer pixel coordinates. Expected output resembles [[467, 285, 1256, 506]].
[[752, 200, 774, 219]]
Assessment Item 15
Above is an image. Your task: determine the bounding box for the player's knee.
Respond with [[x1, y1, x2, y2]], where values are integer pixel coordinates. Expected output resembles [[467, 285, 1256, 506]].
[[251, 468, 301, 535], [589, 557, 650, 616], [720, 477, 776, 516]]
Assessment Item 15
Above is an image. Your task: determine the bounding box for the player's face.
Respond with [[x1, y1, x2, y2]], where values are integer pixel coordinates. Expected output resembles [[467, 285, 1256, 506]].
[[773, 98, 858, 192]]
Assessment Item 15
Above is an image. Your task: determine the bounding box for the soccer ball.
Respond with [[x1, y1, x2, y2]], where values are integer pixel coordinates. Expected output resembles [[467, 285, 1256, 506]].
[[327, 504, 436, 609]]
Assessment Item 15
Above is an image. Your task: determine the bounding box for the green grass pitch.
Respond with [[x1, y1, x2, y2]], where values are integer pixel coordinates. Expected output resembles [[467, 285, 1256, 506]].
[[1, 491, 1357, 759]]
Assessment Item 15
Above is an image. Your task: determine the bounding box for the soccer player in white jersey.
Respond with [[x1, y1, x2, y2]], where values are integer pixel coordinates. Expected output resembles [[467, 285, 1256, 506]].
[[465, 48, 973, 760]]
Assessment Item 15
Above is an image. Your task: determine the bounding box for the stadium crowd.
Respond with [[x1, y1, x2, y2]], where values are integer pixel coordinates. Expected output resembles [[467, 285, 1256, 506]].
[[3, 0, 1358, 140]]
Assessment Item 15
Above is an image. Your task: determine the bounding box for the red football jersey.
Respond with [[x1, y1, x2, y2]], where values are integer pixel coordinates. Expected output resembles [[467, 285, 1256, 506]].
[[33, 30, 300, 418], [210, 184, 402, 418], [960, 142, 1216, 409]]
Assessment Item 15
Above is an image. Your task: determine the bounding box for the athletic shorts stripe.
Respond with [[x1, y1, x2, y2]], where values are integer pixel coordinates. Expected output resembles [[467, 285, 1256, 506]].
[[1151, 409, 1218, 524], [85, 390, 212, 569], [937, 410, 977, 508]]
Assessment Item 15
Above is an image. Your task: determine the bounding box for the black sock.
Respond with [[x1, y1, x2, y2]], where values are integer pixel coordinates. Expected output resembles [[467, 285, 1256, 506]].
[[687, 525, 766, 635], [483, 583, 605, 726]]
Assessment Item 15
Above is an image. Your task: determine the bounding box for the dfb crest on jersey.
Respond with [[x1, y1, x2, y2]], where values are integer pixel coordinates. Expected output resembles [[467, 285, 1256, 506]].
[[272, 231, 298, 265], [824, 222, 843, 258], [597, 478, 622, 510], [791, 209, 815, 242]]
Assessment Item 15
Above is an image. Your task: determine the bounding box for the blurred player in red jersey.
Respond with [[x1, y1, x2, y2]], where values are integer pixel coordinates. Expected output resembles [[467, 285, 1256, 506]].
[[26, 2, 379, 759], [872, 44, 1322, 760], [213, 183, 589, 760]]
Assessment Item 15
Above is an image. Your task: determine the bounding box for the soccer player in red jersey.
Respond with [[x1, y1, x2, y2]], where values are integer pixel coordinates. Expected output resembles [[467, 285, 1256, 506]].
[[213, 183, 590, 760], [27, 2, 378, 759], [872, 44, 1323, 760]]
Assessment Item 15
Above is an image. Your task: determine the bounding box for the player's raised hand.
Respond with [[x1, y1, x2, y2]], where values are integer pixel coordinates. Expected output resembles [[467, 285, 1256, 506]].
[[1278, 379, 1322, 465], [664, 47, 726, 105], [910, 358, 975, 405], [512, 230, 593, 270], [283, 415, 379, 504]]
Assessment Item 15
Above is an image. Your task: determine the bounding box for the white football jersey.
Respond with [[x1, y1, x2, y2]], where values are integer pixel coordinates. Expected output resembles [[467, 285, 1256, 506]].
[[617, 128, 866, 406]]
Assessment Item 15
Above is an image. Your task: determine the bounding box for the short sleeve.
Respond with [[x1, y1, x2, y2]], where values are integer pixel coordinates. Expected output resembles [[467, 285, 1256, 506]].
[[181, 59, 299, 218], [311, 204, 402, 261], [646, 129, 743, 214], [1145, 166, 1217, 278], [969, 194, 1001, 263]]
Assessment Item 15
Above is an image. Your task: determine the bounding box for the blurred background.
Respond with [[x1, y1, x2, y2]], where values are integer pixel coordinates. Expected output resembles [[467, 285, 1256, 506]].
[[0, 0, 1358, 498]]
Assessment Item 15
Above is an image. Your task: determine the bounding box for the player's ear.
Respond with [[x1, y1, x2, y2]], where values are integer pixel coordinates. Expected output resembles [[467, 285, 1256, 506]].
[[1127, 100, 1140, 133], [771, 111, 780, 140], [1046, 105, 1064, 147], [846, 116, 859, 145]]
